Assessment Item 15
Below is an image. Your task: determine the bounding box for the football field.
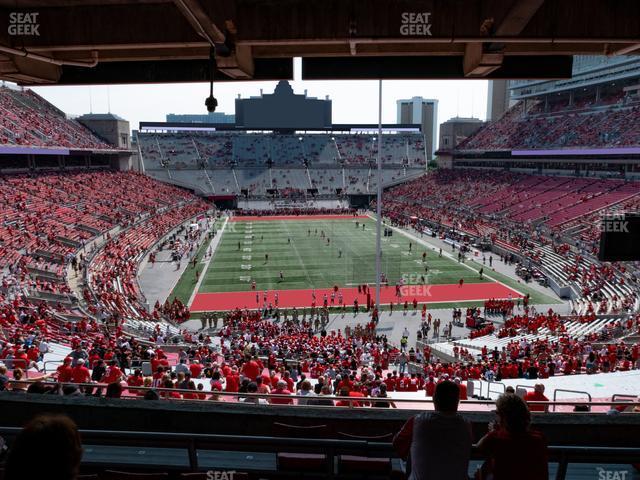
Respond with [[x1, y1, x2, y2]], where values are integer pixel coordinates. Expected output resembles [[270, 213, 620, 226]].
[[189, 215, 524, 311]]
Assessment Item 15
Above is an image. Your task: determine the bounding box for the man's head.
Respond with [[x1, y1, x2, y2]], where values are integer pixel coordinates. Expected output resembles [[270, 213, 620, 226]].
[[433, 380, 460, 414], [534, 383, 545, 394]]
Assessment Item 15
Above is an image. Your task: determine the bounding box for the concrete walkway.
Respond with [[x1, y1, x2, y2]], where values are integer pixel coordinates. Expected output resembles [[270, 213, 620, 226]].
[[138, 217, 215, 309]]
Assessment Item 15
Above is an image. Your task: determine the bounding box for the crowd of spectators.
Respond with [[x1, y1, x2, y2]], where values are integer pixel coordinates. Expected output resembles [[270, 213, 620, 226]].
[[138, 132, 427, 169], [88, 200, 209, 322], [459, 94, 640, 151], [380, 168, 639, 314], [0, 86, 114, 150]]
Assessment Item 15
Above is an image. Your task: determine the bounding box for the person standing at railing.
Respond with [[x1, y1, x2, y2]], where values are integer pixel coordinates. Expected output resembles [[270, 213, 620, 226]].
[[393, 380, 472, 480], [476, 393, 548, 480], [524, 384, 549, 413]]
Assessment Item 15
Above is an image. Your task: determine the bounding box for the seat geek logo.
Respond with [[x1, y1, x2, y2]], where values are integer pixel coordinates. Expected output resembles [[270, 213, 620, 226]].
[[600, 212, 629, 233], [400, 12, 433, 36], [8, 12, 40, 36]]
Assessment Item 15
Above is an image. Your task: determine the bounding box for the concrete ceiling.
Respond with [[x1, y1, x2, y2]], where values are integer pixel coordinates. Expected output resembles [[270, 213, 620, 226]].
[[0, 0, 638, 85]]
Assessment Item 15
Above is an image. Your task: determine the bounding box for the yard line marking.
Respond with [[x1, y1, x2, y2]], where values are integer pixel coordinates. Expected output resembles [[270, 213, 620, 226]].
[[283, 219, 313, 287]]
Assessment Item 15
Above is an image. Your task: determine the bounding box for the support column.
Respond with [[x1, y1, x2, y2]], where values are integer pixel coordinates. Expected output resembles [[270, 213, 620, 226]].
[[375, 80, 383, 311]]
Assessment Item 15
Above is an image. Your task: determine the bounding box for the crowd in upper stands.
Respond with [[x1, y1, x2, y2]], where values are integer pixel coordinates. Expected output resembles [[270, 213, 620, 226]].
[[458, 92, 640, 151], [138, 132, 427, 169], [0, 86, 114, 150]]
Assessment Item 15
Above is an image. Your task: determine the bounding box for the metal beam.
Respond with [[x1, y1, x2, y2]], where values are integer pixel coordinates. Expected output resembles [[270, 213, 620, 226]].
[[607, 43, 640, 56], [463, 0, 546, 77], [172, 0, 225, 45]]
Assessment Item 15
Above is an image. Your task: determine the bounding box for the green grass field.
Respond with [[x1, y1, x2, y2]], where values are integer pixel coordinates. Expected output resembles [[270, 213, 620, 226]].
[[198, 217, 491, 293], [168, 216, 561, 309]]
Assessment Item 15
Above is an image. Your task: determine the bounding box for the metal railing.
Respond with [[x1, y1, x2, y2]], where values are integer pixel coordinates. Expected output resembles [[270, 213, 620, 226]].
[[553, 389, 592, 412], [3, 379, 639, 412]]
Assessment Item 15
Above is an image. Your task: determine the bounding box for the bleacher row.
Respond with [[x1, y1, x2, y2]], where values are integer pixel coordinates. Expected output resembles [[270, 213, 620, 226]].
[[381, 168, 639, 314], [433, 317, 622, 359], [458, 94, 640, 150], [0, 86, 114, 150], [528, 243, 637, 314], [148, 166, 420, 196], [138, 132, 427, 169], [0, 169, 209, 354], [88, 200, 210, 325]]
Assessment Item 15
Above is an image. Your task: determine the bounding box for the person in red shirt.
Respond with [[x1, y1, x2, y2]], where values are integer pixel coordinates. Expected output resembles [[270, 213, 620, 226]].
[[335, 387, 352, 407], [347, 388, 366, 407], [523, 384, 549, 412], [71, 359, 91, 385], [425, 376, 437, 397], [455, 378, 468, 400], [383, 373, 396, 392], [477, 393, 548, 480], [150, 354, 162, 373], [102, 361, 123, 384], [270, 381, 293, 405], [189, 360, 203, 378], [241, 356, 261, 381], [282, 371, 295, 391], [126, 369, 144, 395], [269, 370, 280, 389], [12, 349, 28, 370], [183, 381, 199, 400], [56, 357, 74, 383], [225, 369, 240, 393], [161, 379, 182, 399]]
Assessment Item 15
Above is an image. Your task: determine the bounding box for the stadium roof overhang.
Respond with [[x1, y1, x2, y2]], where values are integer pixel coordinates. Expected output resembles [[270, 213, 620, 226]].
[[138, 121, 423, 133], [1, 0, 639, 85]]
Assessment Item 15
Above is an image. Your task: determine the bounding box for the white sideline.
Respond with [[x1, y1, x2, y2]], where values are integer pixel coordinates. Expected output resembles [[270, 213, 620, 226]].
[[187, 216, 229, 307]]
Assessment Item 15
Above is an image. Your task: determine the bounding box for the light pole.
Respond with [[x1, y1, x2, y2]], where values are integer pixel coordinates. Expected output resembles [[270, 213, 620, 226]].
[[375, 79, 383, 310]]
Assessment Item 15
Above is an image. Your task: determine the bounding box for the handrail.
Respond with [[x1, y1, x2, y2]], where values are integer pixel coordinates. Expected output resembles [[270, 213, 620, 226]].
[[486, 381, 506, 399], [611, 394, 637, 402], [3, 379, 639, 410], [515, 384, 535, 398], [553, 389, 592, 412]]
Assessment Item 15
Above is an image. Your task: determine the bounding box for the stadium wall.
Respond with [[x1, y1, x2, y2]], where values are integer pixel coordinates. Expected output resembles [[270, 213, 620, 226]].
[[1, 394, 639, 447]]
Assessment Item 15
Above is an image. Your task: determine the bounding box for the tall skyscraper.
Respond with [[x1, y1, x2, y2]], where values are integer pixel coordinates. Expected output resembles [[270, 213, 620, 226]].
[[396, 97, 438, 159]]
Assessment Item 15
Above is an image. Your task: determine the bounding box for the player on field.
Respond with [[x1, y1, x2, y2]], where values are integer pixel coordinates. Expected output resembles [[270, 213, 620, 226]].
[[279, 271, 284, 282]]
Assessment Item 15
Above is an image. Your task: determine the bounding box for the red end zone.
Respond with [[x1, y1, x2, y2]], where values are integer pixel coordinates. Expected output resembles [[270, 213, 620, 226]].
[[230, 214, 370, 222], [191, 282, 522, 311]]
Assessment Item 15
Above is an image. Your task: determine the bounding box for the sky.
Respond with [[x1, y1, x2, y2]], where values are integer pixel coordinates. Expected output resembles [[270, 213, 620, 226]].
[[31, 58, 488, 137]]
